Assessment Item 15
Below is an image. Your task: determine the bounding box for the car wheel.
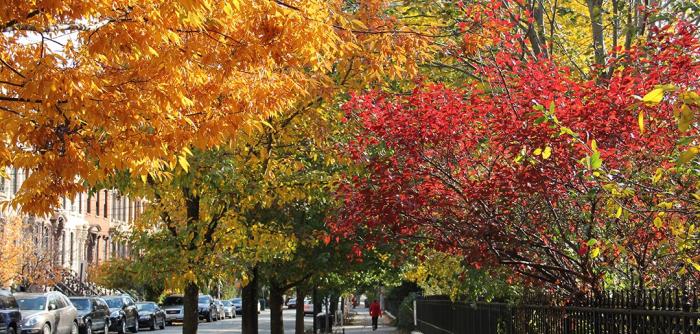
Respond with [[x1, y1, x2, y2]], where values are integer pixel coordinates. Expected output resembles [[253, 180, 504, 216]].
[[207, 313, 212, 323], [150, 318, 156, 331], [129, 319, 138, 333], [71, 322, 79, 334], [158, 318, 165, 330], [42, 324, 51, 334]]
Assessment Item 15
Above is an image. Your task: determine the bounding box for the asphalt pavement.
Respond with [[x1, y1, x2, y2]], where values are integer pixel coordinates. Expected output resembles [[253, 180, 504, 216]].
[[156, 309, 313, 334]]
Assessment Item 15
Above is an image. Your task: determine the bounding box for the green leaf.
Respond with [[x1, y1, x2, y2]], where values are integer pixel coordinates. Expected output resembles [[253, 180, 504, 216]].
[[642, 88, 664, 105], [590, 151, 602, 170], [587, 239, 598, 247]]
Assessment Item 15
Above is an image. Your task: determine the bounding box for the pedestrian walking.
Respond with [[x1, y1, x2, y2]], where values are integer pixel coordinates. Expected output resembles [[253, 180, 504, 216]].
[[369, 299, 382, 331]]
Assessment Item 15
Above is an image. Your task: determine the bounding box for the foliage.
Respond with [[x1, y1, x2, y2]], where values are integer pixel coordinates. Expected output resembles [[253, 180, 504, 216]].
[[0, 215, 23, 288], [90, 258, 165, 302], [404, 250, 519, 302], [396, 292, 417, 332], [335, 20, 700, 296], [0, 0, 435, 215]]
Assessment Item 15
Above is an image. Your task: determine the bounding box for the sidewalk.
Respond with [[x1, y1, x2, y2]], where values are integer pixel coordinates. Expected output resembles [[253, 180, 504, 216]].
[[338, 306, 399, 334]]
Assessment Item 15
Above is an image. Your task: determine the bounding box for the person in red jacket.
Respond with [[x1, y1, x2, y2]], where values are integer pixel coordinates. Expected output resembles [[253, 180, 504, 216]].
[[369, 299, 382, 330]]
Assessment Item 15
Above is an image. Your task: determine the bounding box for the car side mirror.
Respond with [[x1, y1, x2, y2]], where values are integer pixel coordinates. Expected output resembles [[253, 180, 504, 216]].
[[49, 304, 57, 311]]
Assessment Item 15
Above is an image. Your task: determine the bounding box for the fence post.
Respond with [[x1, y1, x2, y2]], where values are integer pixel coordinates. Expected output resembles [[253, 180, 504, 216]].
[[414, 298, 417, 327]]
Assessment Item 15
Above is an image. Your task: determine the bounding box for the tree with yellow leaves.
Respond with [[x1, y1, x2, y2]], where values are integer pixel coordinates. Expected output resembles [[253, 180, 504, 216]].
[[0, 0, 434, 215]]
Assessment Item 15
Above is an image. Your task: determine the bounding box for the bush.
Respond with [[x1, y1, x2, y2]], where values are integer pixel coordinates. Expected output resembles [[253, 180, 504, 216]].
[[396, 292, 417, 331]]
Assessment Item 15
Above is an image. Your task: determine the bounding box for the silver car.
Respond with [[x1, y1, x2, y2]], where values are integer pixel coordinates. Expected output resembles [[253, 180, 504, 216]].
[[220, 301, 235, 319], [159, 296, 183, 325], [16, 292, 78, 334]]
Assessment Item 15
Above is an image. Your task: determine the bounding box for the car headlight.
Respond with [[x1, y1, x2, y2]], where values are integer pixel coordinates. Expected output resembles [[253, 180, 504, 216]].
[[110, 311, 121, 318], [23, 316, 39, 327]]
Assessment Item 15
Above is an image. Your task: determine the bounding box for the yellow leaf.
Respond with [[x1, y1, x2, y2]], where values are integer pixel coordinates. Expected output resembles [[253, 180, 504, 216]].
[[692, 261, 700, 272], [178, 155, 190, 172], [615, 206, 622, 218], [590, 247, 600, 258], [542, 147, 552, 160], [642, 88, 664, 105], [591, 139, 598, 152], [638, 111, 645, 134], [653, 217, 663, 228], [679, 147, 699, 164], [533, 148, 542, 155]]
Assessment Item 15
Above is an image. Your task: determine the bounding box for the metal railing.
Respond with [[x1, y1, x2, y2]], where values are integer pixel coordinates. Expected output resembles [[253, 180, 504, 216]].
[[416, 290, 700, 334]]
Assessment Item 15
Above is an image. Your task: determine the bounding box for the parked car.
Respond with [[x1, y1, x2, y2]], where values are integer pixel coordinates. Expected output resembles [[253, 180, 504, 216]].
[[230, 299, 242, 315], [303, 300, 313, 315], [15, 292, 78, 334], [101, 296, 138, 334], [196, 296, 215, 322], [135, 303, 164, 331], [212, 301, 224, 321], [286, 299, 296, 309], [159, 296, 183, 325], [220, 301, 235, 319], [0, 290, 21, 334], [69, 297, 110, 334]]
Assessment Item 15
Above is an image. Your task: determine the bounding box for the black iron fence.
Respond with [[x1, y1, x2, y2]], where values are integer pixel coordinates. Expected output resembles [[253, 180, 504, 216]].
[[416, 290, 700, 334]]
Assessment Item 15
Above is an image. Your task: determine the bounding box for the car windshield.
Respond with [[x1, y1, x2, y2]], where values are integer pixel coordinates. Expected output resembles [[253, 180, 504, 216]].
[[231, 298, 241, 304], [222, 301, 231, 306], [137, 303, 155, 311], [198, 297, 210, 304], [103, 298, 124, 308], [16, 296, 46, 311], [70, 299, 91, 310], [162, 296, 183, 306]]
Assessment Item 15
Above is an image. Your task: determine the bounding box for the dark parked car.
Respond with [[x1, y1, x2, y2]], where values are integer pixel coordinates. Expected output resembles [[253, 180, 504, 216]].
[[159, 296, 183, 325], [16, 292, 77, 334], [135, 303, 164, 331], [0, 291, 21, 334], [69, 297, 110, 334], [230, 299, 242, 315], [286, 298, 296, 309], [196, 296, 215, 322], [101, 296, 138, 334]]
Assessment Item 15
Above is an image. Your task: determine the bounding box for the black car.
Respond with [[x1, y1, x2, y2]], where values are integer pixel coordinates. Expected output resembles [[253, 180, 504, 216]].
[[101, 296, 139, 334], [0, 291, 21, 334], [196, 296, 215, 322], [69, 297, 110, 334], [135, 303, 164, 331]]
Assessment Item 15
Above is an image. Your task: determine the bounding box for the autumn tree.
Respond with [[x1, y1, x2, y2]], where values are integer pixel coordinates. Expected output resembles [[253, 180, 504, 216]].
[[335, 19, 700, 297], [0, 0, 434, 216]]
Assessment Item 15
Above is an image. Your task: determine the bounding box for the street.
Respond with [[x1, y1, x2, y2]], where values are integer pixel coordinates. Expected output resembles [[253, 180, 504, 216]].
[[158, 309, 314, 334]]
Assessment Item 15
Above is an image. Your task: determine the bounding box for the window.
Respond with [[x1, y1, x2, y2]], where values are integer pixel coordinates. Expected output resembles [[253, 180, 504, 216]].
[[112, 194, 117, 220], [103, 190, 108, 218], [61, 231, 66, 265], [95, 191, 100, 216], [69, 232, 74, 265], [0, 169, 5, 193], [62, 196, 67, 210], [78, 193, 83, 213], [104, 238, 108, 260], [12, 168, 18, 194], [87, 193, 92, 214]]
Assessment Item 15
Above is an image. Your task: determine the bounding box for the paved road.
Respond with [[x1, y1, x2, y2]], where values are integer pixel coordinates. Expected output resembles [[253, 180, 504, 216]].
[[156, 309, 313, 334]]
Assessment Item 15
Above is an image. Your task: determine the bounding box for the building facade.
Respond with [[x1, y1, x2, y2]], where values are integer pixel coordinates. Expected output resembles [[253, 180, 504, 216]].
[[0, 167, 145, 285]]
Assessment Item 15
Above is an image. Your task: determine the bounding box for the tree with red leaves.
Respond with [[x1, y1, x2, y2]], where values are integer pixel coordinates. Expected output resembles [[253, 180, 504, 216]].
[[334, 21, 700, 296]]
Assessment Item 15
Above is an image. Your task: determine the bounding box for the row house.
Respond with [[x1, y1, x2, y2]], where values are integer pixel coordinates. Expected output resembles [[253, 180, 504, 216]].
[[0, 167, 146, 283]]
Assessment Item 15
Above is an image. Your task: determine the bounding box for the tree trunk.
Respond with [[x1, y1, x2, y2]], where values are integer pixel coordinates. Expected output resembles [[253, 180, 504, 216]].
[[183, 282, 199, 334], [587, 0, 606, 66], [242, 266, 259, 334], [269, 284, 285, 334], [295, 287, 306, 334]]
